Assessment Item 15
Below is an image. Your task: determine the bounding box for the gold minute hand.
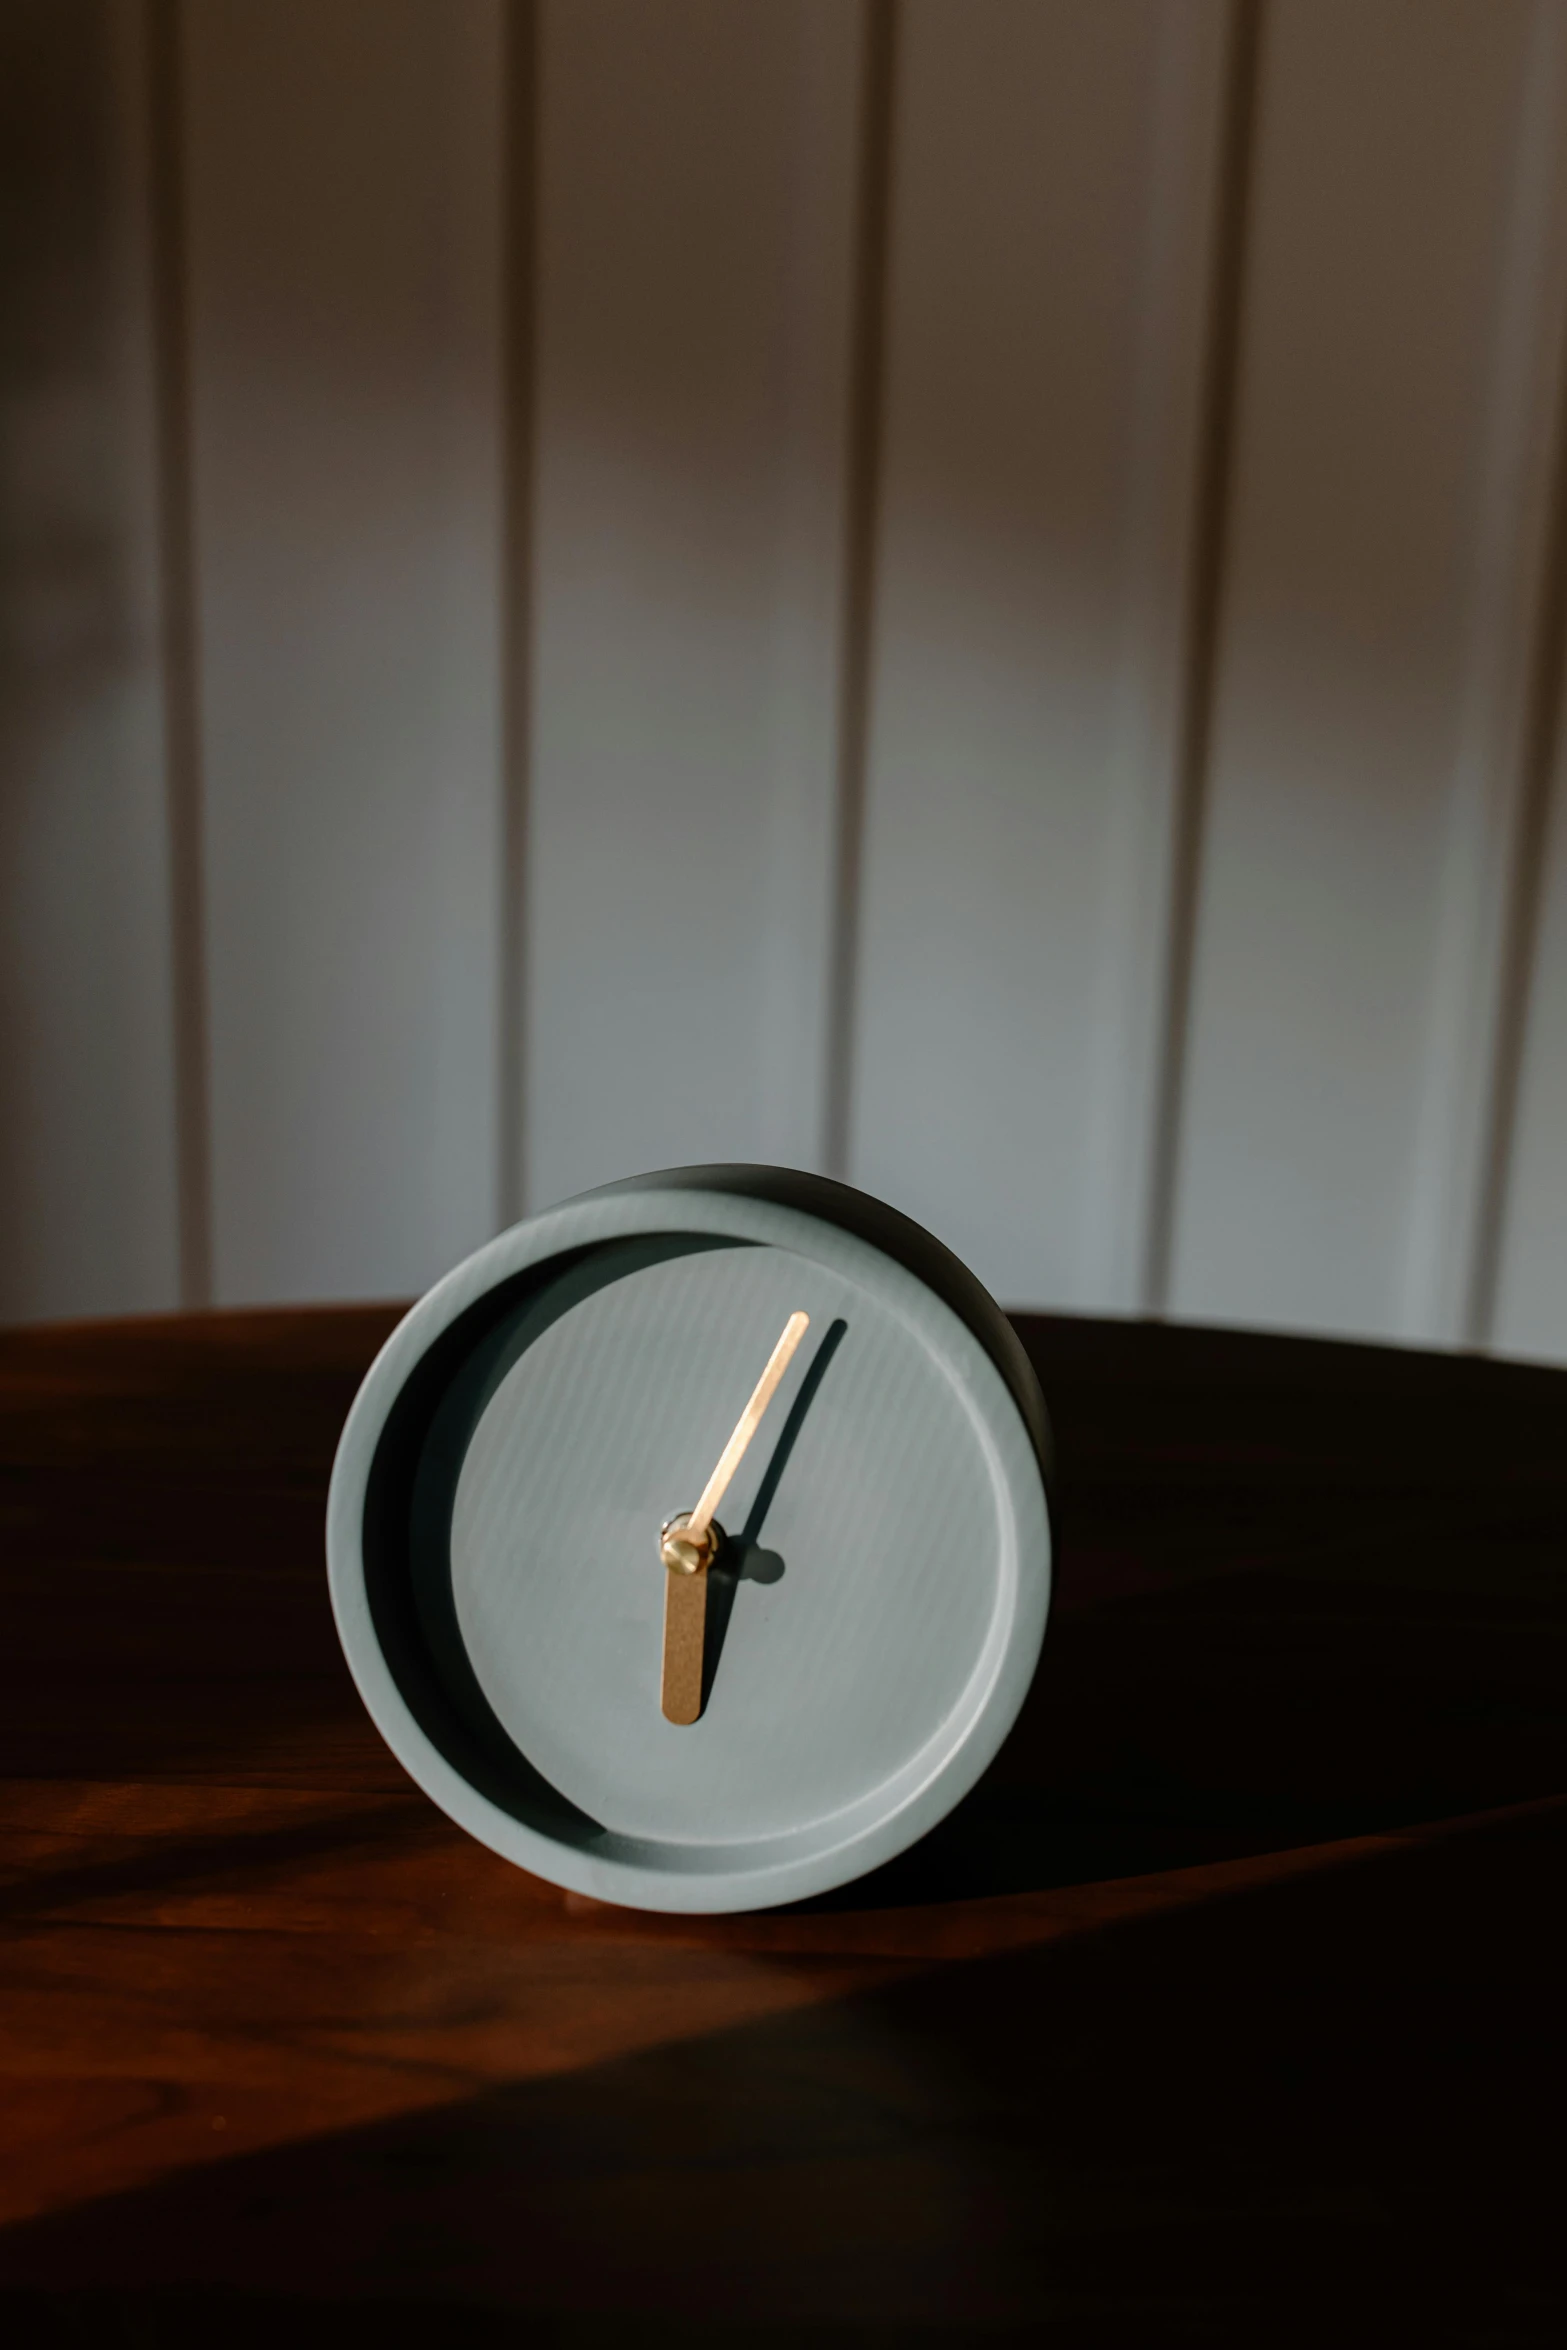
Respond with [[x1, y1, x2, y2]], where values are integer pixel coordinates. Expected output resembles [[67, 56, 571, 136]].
[[661, 1310, 810, 1575], [689, 1309, 810, 1544]]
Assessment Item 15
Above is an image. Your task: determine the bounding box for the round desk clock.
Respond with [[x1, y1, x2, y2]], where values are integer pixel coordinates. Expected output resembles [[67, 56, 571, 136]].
[[326, 1166, 1053, 1913]]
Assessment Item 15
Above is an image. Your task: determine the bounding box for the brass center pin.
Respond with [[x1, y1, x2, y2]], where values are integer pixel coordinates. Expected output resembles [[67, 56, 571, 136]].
[[660, 1310, 809, 1725]]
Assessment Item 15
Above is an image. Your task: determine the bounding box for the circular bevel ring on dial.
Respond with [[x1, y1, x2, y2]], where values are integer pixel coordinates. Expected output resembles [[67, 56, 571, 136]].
[[326, 1170, 1051, 1913]]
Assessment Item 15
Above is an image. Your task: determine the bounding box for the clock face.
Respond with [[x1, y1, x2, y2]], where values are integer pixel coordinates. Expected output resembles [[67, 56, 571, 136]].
[[327, 1168, 1052, 1913]]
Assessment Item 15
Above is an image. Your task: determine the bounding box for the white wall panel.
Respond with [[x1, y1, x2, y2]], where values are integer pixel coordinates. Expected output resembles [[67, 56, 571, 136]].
[[525, 0, 862, 1208], [183, 0, 505, 1304], [848, 0, 1231, 1310], [1169, 0, 1567, 1345], [0, 0, 181, 1322], [6, 0, 1567, 1351]]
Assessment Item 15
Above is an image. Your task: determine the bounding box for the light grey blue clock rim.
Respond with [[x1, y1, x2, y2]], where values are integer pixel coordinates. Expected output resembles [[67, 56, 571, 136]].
[[326, 1175, 1052, 1914]]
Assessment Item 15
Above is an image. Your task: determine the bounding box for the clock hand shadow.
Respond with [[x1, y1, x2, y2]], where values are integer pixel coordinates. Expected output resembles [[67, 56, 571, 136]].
[[699, 1314, 847, 1716]]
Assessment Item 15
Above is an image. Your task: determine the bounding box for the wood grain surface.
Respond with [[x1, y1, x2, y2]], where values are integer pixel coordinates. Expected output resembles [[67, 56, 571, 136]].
[[0, 1305, 1563, 2340]]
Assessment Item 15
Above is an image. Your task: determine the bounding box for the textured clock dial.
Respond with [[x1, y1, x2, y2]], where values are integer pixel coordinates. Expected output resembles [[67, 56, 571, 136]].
[[448, 1241, 1006, 1844]]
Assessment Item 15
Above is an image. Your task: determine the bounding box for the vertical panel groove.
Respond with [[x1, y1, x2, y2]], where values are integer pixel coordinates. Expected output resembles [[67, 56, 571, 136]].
[[1141, 0, 1264, 1315], [824, 0, 898, 1182], [499, 0, 538, 1229], [1465, 308, 1567, 1346], [145, 0, 211, 1308]]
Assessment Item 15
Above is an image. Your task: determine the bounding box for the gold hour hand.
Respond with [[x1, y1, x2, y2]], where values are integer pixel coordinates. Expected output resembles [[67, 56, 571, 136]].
[[660, 1309, 810, 1723]]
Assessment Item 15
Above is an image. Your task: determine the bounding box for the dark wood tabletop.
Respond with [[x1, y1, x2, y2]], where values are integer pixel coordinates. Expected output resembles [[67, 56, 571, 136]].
[[1, 1305, 1563, 2343]]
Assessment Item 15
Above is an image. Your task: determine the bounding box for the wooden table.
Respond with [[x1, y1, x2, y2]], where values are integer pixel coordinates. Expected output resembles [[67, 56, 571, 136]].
[[1, 1306, 1563, 2340]]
